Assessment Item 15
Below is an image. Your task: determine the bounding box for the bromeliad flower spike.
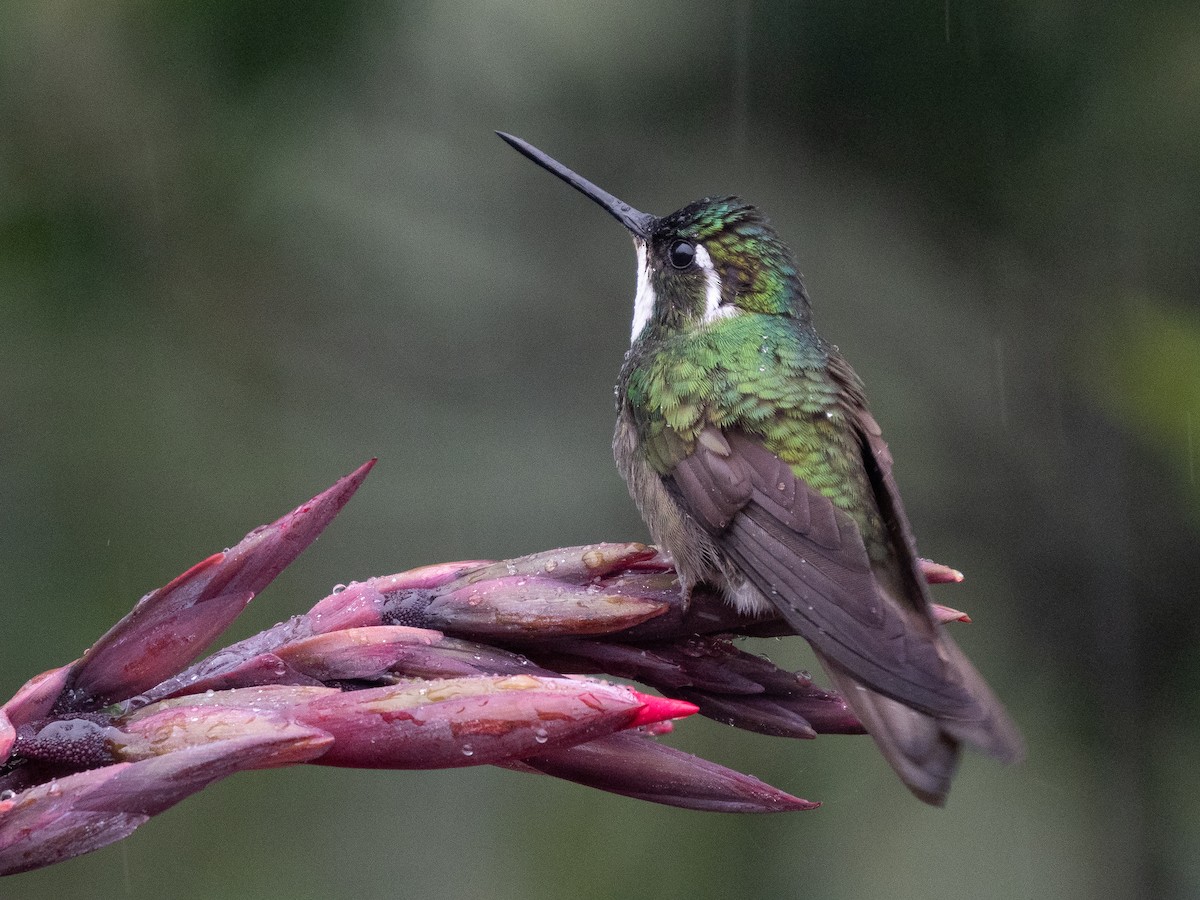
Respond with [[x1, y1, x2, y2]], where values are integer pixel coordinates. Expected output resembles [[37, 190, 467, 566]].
[[1, 463, 982, 875], [498, 132, 1023, 806]]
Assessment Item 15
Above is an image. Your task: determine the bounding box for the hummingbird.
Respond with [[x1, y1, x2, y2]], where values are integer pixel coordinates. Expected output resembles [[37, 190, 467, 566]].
[[497, 132, 1023, 805]]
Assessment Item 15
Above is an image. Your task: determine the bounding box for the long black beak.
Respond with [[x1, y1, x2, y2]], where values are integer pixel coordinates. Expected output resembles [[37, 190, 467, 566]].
[[497, 132, 656, 239]]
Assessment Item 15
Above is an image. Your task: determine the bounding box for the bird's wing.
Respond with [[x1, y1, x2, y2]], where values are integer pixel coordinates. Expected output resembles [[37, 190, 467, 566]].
[[838, 398, 1025, 763], [667, 426, 978, 719], [826, 352, 933, 617]]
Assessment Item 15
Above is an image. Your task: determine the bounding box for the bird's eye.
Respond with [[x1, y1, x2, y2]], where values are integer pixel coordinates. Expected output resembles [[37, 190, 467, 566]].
[[669, 240, 696, 269]]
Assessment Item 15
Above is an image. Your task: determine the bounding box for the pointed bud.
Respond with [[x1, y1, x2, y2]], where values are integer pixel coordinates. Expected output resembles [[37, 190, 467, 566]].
[[931, 603, 972, 624], [273, 627, 549, 682], [506, 731, 819, 813], [680, 691, 867, 738], [295, 676, 692, 769], [919, 558, 965, 584], [626, 692, 699, 728], [410, 576, 669, 638], [70, 461, 374, 706], [274, 626, 443, 680]]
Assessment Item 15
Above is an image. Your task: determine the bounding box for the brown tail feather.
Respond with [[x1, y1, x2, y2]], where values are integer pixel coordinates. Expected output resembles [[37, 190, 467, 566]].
[[816, 640, 1024, 806], [934, 634, 1026, 764]]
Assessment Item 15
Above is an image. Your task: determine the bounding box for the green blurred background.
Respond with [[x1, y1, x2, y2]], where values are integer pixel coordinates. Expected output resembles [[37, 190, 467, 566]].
[[2, 2, 1198, 897]]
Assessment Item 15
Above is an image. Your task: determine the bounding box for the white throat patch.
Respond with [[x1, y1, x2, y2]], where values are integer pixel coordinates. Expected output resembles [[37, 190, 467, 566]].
[[629, 240, 735, 344], [630, 240, 655, 343]]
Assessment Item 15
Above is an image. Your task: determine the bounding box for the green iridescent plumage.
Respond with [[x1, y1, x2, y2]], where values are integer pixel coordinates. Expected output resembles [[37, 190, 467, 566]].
[[660, 199, 803, 312], [620, 309, 891, 562]]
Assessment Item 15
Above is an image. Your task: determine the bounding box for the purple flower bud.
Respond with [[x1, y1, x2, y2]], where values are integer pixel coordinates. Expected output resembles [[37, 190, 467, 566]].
[[273, 626, 548, 681], [293, 676, 694, 769], [919, 558, 965, 584], [932, 603, 971, 624], [505, 731, 819, 813], [408, 575, 671, 638], [115, 677, 696, 773], [275, 626, 444, 680], [69, 460, 375, 706], [116, 703, 332, 762], [0, 721, 330, 875]]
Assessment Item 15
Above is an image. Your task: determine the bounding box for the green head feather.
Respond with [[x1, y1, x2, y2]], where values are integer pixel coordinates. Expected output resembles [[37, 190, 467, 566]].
[[649, 196, 810, 323]]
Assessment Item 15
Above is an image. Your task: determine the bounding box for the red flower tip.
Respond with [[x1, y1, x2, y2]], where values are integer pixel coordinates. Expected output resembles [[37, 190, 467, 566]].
[[628, 692, 699, 728], [931, 603, 972, 625]]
